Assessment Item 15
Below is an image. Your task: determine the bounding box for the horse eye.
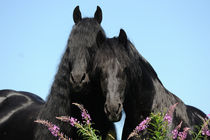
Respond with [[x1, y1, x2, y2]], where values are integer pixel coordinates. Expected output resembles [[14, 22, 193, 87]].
[[103, 90, 107, 95]]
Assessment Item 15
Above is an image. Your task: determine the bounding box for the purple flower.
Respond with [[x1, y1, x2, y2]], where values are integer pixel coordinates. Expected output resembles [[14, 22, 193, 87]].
[[164, 113, 172, 124], [178, 127, 190, 140], [56, 116, 78, 127], [206, 130, 210, 136], [35, 120, 60, 137], [48, 125, 60, 137], [81, 109, 91, 124], [135, 117, 151, 132], [127, 117, 150, 140], [172, 129, 178, 139], [172, 121, 182, 139], [201, 114, 210, 137], [35, 119, 72, 140], [164, 103, 178, 124], [69, 117, 78, 126], [73, 103, 91, 124], [201, 123, 210, 136]]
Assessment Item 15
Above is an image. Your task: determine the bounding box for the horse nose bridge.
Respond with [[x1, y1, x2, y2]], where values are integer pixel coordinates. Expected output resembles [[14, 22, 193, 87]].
[[70, 71, 82, 81]]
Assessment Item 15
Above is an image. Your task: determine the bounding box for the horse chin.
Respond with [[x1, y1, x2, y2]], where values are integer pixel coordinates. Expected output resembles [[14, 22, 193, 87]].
[[72, 86, 83, 93], [107, 112, 122, 122], [70, 83, 87, 93]]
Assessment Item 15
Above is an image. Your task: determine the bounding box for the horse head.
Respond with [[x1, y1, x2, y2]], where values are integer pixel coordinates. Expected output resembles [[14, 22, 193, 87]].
[[94, 29, 130, 122], [68, 6, 105, 92]]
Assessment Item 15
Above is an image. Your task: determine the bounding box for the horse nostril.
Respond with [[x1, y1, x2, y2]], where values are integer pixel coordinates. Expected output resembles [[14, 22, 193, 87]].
[[116, 103, 122, 114], [70, 73, 75, 83], [80, 73, 86, 83], [104, 104, 110, 115]]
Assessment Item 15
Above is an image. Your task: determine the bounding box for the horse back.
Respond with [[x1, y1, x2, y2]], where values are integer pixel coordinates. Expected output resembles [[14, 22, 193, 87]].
[[0, 89, 44, 140]]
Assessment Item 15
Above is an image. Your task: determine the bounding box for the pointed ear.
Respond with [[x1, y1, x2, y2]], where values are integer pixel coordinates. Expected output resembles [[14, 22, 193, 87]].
[[119, 29, 127, 47], [94, 6, 102, 24], [73, 6, 82, 24], [96, 31, 105, 47]]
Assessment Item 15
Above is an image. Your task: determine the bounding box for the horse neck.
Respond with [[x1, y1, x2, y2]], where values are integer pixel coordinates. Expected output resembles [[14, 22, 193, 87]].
[[141, 70, 192, 128]]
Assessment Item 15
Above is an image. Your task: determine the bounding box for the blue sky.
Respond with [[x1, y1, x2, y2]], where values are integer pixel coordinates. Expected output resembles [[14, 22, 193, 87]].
[[0, 0, 209, 139]]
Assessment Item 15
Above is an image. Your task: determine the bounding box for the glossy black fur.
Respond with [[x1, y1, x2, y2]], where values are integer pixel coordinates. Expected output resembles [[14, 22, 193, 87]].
[[94, 29, 209, 140], [0, 89, 44, 140], [34, 6, 116, 140]]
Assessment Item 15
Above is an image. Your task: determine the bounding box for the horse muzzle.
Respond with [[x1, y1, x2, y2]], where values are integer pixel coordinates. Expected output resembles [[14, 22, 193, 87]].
[[104, 102, 123, 122]]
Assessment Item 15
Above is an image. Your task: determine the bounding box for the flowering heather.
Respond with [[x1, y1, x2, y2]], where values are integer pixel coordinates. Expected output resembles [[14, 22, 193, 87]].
[[56, 116, 78, 127], [164, 103, 178, 124], [35, 120, 71, 140], [135, 117, 151, 132], [178, 127, 190, 140], [73, 103, 91, 124], [164, 113, 172, 124], [57, 103, 102, 140], [127, 117, 151, 140], [202, 128, 210, 137], [201, 115, 210, 137], [172, 121, 182, 139]]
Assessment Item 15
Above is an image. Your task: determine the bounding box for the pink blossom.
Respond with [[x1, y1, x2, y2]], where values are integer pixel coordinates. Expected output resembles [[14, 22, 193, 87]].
[[200, 114, 210, 137], [48, 125, 60, 137], [164, 103, 178, 124], [172, 121, 182, 139], [56, 116, 78, 127], [178, 127, 190, 140], [35, 120, 60, 137], [81, 109, 91, 124], [164, 113, 172, 124], [127, 117, 151, 140], [135, 117, 151, 132], [201, 122, 210, 136], [172, 129, 178, 139], [73, 103, 91, 124]]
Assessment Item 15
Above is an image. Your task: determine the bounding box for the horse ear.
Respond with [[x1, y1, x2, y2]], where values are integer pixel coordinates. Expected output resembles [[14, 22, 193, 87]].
[[94, 6, 102, 24], [73, 6, 82, 24], [96, 31, 105, 47], [119, 29, 127, 47]]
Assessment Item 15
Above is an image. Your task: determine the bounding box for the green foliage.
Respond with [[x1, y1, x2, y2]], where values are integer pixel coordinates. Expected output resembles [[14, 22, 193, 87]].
[[74, 121, 101, 140], [147, 112, 169, 140]]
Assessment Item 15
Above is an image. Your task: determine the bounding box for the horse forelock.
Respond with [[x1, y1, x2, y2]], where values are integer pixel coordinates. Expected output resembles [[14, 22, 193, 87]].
[[94, 38, 130, 71], [68, 17, 105, 71], [70, 18, 105, 48]]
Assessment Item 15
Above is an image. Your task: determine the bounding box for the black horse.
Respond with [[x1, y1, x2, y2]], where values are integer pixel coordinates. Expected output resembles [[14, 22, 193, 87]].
[[94, 29, 208, 140], [34, 6, 116, 140], [0, 89, 44, 140]]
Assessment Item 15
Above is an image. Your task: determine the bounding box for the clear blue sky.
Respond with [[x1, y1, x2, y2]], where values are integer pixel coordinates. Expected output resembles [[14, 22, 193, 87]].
[[0, 1, 209, 139]]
